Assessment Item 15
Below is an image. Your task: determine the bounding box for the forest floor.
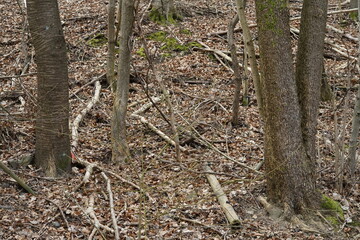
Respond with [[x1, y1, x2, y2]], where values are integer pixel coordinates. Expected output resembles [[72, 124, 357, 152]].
[[1, 0, 360, 239]]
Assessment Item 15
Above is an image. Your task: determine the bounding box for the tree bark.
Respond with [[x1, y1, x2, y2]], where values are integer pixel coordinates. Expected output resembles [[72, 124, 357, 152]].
[[111, 0, 135, 163], [295, 0, 328, 191], [255, 0, 319, 215], [27, 0, 71, 176], [150, 0, 179, 23], [107, 0, 117, 91]]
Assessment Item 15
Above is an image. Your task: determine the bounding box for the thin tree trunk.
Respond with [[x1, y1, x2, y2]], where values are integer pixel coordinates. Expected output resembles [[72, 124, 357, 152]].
[[107, 0, 116, 91], [111, 0, 135, 163], [27, 0, 71, 176], [235, 0, 263, 118], [227, 15, 242, 126]]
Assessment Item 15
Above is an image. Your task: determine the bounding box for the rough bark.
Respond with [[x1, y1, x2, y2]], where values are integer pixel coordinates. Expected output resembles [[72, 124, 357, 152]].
[[296, 0, 328, 168], [27, 0, 71, 176], [107, 0, 116, 91], [255, 0, 319, 215], [111, 0, 135, 163]]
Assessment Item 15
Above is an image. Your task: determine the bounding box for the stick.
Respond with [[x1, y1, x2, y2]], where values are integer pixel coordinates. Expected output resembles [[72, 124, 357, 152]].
[[72, 156, 152, 201], [203, 163, 241, 227], [70, 73, 105, 98], [86, 195, 114, 234], [327, 24, 358, 42], [131, 114, 186, 152], [0, 161, 35, 194], [101, 173, 120, 240], [44, 198, 71, 232], [72, 81, 102, 148]]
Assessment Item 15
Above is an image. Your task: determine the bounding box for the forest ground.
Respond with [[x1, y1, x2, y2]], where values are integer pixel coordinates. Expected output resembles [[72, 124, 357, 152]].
[[1, 0, 360, 239]]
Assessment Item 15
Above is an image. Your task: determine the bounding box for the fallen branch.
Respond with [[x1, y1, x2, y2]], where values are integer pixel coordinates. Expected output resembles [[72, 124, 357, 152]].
[[44, 198, 70, 232], [101, 172, 120, 240], [0, 161, 35, 194], [86, 195, 114, 234], [327, 24, 358, 43], [203, 163, 241, 227], [72, 156, 152, 201], [72, 81, 102, 148], [131, 114, 186, 152], [74, 162, 95, 192], [175, 216, 223, 235]]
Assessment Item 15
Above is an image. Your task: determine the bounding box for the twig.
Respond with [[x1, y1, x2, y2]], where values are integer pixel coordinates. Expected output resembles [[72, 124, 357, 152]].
[[70, 73, 105, 98], [327, 24, 358, 43], [72, 81, 102, 148], [86, 195, 113, 236], [0, 72, 37, 79], [74, 162, 95, 191], [101, 172, 120, 240], [175, 216, 224, 235], [44, 198, 71, 233]]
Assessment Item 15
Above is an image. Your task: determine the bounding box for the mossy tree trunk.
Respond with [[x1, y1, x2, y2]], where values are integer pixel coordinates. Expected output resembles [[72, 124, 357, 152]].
[[150, 0, 179, 23], [255, 0, 327, 216], [27, 0, 71, 177], [111, 0, 135, 163]]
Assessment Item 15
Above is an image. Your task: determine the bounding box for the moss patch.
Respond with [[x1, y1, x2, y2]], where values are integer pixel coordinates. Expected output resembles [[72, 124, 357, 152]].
[[86, 34, 107, 47], [149, 8, 182, 25], [135, 47, 146, 57], [321, 195, 344, 226], [145, 31, 203, 58]]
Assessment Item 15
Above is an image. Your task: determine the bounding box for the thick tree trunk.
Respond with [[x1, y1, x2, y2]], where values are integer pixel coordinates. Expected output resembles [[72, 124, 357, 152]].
[[27, 0, 71, 176], [111, 0, 135, 163], [295, 0, 328, 192], [255, 0, 319, 215]]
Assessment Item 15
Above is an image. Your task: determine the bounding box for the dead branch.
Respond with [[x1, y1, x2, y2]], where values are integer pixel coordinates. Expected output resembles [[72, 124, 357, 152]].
[[72, 156, 152, 201], [86, 195, 114, 234], [70, 73, 105, 98], [44, 198, 70, 232], [203, 163, 241, 227], [72, 81, 102, 148], [0, 161, 35, 194], [74, 162, 95, 192], [131, 113, 186, 152], [175, 216, 223, 235], [101, 172, 120, 240], [327, 24, 358, 43]]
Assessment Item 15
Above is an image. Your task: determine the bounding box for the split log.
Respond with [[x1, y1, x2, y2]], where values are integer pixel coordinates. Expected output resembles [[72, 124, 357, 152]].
[[203, 163, 241, 227]]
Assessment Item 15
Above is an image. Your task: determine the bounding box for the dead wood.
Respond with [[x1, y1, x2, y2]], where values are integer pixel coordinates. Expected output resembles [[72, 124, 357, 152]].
[[101, 172, 120, 240], [203, 163, 241, 227], [0, 161, 35, 194], [72, 81, 102, 148]]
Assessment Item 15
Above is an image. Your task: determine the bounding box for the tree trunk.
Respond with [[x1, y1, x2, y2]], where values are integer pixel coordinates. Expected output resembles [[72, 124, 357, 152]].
[[27, 0, 71, 177], [350, 0, 358, 8], [255, 0, 319, 215], [111, 0, 135, 163], [150, 0, 179, 23], [107, 0, 117, 92], [295, 0, 328, 188]]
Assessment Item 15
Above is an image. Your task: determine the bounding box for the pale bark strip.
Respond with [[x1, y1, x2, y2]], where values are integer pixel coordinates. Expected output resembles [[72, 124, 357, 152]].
[[203, 163, 241, 227], [101, 172, 120, 240], [86, 195, 115, 233], [235, 0, 263, 117], [72, 81, 101, 148], [227, 14, 242, 126]]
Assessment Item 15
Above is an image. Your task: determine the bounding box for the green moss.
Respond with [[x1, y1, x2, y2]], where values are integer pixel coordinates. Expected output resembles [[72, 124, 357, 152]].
[[86, 34, 107, 47], [149, 8, 181, 25], [146, 32, 202, 58], [136, 47, 146, 57], [326, 216, 340, 225], [321, 195, 344, 222], [179, 29, 192, 35]]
